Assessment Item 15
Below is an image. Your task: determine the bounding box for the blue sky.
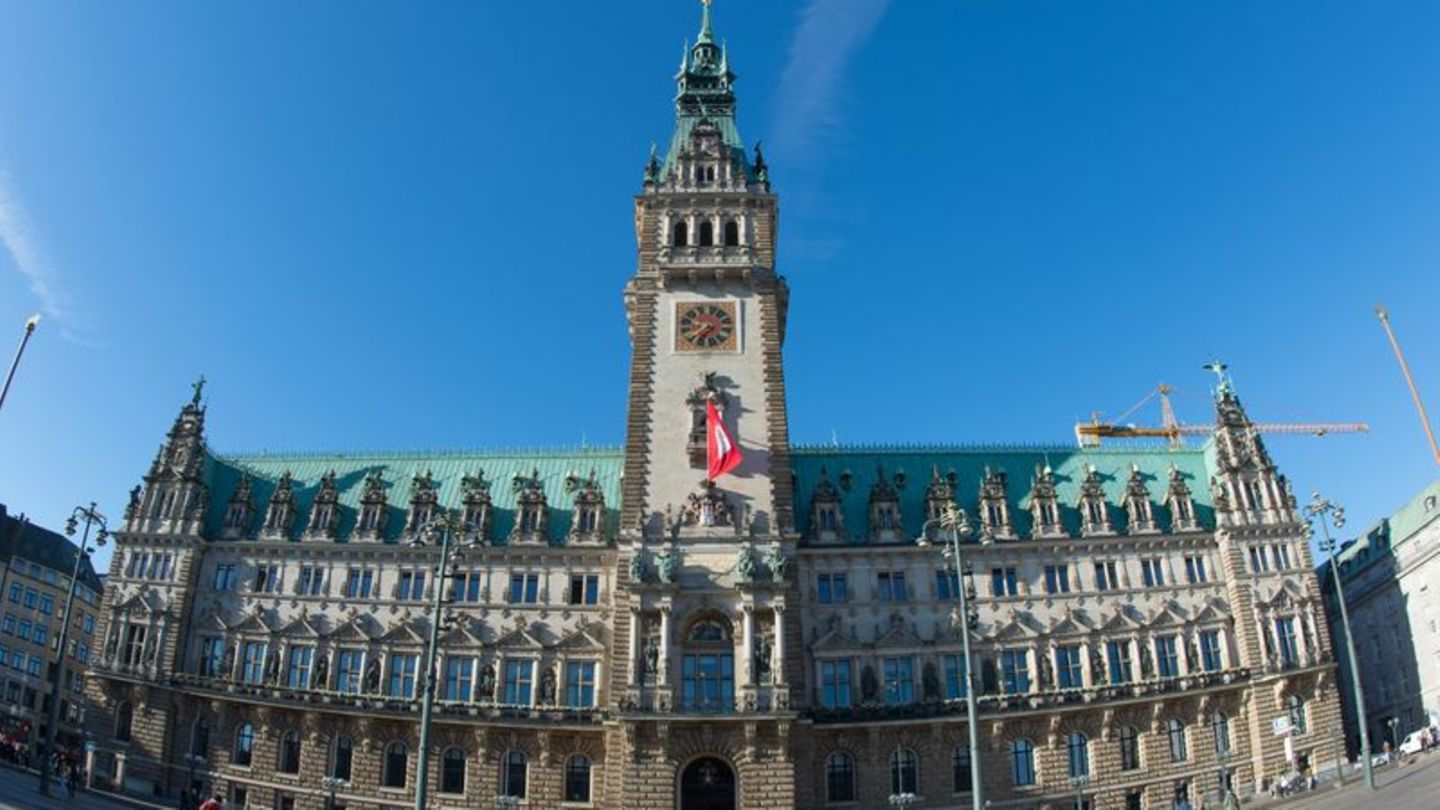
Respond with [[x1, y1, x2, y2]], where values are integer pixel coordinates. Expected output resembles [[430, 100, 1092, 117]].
[[2, 0, 1439, 571]]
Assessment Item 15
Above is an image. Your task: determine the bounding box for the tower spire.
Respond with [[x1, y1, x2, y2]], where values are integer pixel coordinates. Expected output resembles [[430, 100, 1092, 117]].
[[698, 0, 715, 45]]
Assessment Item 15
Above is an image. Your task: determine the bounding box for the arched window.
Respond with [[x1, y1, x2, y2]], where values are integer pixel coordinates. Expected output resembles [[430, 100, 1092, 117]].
[[952, 745, 972, 793], [114, 702, 133, 743], [698, 220, 715, 247], [501, 750, 528, 798], [1067, 732, 1089, 778], [277, 730, 301, 774], [331, 736, 354, 781], [233, 723, 254, 767], [191, 717, 210, 758], [826, 752, 856, 802], [890, 748, 918, 795], [383, 742, 408, 788], [673, 221, 689, 247], [723, 220, 740, 246], [1167, 718, 1189, 762], [1119, 725, 1141, 771], [565, 755, 592, 802], [1213, 712, 1232, 755], [1288, 694, 1308, 734], [441, 747, 466, 794], [1011, 739, 1036, 786]]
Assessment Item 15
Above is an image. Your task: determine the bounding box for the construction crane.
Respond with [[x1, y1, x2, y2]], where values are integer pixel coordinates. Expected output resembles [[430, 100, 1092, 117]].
[[1075, 375, 1369, 449]]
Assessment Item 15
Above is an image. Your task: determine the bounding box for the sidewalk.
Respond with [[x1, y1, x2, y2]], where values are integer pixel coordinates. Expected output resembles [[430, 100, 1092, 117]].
[[0, 763, 168, 810], [1241, 751, 1440, 810]]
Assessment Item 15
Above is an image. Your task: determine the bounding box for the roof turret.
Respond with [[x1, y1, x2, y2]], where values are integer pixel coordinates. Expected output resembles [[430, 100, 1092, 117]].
[[658, 0, 753, 182]]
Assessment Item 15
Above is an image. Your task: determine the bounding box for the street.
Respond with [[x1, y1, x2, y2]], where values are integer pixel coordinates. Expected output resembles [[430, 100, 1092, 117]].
[[1253, 754, 1440, 810]]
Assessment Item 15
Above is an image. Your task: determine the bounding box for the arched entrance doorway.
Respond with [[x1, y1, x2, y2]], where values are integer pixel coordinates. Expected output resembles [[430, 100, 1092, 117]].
[[679, 756, 736, 810]]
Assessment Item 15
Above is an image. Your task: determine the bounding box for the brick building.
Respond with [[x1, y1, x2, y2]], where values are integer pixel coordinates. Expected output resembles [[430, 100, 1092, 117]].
[[85, 3, 1344, 809]]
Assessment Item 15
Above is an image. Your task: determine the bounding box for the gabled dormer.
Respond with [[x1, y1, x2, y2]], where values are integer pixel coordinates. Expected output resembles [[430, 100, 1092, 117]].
[[1164, 466, 1200, 533], [566, 470, 607, 544], [404, 470, 439, 538], [260, 471, 296, 541], [460, 471, 493, 543], [1028, 465, 1066, 539], [508, 469, 549, 545], [1123, 466, 1158, 535], [1077, 466, 1114, 537], [305, 470, 340, 541], [352, 472, 387, 542], [810, 467, 847, 544], [978, 467, 1015, 540], [221, 472, 255, 540], [868, 466, 905, 544]]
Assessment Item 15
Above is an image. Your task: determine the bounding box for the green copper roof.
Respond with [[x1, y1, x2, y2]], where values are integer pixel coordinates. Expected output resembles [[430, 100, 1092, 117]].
[[1331, 479, 1440, 578], [660, 3, 752, 180], [791, 444, 1215, 540], [203, 448, 623, 544]]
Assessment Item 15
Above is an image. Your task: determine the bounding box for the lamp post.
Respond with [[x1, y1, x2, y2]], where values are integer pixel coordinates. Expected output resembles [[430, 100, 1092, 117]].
[[1069, 774, 1089, 810], [1216, 747, 1236, 809], [1304, 493, 1374, 789], [916, 504, 984, 810], [37, 502, 106, 796], [321, 776, 349, 810], [0, 314, 40, 414], [411, 511, 475, 810]]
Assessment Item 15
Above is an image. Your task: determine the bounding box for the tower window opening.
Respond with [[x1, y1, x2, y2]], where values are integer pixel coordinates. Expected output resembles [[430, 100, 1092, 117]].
[[723, 221, 740, 246], [699, 220, 715, 247], [673, 221, 689, 247]]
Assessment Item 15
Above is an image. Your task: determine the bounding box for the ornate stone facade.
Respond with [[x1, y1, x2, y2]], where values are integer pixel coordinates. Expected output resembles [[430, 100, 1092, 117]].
[[84, 4, 1343, 810]]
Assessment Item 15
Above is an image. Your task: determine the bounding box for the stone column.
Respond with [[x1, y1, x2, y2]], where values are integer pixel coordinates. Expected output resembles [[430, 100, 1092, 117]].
[[628, 607, 640, 686], [772, 606, 787, 685], [231, 638, 244, 681], [742, 606, 756, 686], [658, 606, 672, 686]]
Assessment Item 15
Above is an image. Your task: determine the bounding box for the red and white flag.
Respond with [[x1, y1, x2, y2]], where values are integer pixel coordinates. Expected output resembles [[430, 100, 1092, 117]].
[[706, 400, 743, 480]]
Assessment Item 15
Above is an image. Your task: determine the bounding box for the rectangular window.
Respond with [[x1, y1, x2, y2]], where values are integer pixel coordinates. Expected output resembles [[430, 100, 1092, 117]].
[[681, 653, 735, 712], [1156, 635, 1180, 678], [0, 615, 11, 635], [820, 659, 852, 708], [388, 654, 418, 699], [32, 626, 45, 646], [1249, 547, 1269, 574], [568, 575, 600, 605], [882, 657, 914, 704], [990, 567, 1018, 597], [26, 659, 39, 677], [1184, 556, 1207, 584], [1200, 630, 1223, 672], [509, 574, 540, 604], [241, 641, 268, 684], [254, 564, 281, 593], [1000, 649, 1030, 694], [877, 571, 907, 602], [1107, 641, 1133, 684], [298, 567, 325, 596], [6, 585, 18, 603], [452, 571, 483, 603], [23, 589, 37, 609], [565, 661, 597, 708], [397, 571, 426, 601], [817, 573, 848, 604], [1275, 617, 1299, 667], [17, 621, 30, 642], [1141, 559, 1165, 588], [336, 650, 365, 694], [11, 651, 24, 672], [344, 569, 375, 599], [935, 569, 960, 600], [200, 637, 225, 677], [503, 660, 534, 705], [286, 646, 313, 689], [1056, 645, 1084, 689], [943, 654, 967, 699], [444, 657, 474, 701], [38, 595, 53, 615], [1094, 561, 1120, 591], [75, 642, 89, 664], [1044, 565, 1070, 595], [212, 564, 237, 591]]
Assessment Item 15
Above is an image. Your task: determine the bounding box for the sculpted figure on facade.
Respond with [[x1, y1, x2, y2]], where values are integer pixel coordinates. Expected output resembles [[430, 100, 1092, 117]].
[[766, 546, 789, 582], [735, 546, 759, 583], [628, 552, 649, 585], [479, 664, 496, 700], [657, 550, 678, 584], [540, 667, 557, 705], [363, 657, 381, 694]]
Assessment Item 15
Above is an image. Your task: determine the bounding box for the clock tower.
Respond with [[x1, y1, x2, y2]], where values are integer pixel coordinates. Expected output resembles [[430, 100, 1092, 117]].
[[611, 3, 799, 806]]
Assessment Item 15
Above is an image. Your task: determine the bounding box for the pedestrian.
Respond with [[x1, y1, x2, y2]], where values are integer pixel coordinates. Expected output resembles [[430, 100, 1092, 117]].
[[65, 763, 77, 798], [199, 792, 224, 810]]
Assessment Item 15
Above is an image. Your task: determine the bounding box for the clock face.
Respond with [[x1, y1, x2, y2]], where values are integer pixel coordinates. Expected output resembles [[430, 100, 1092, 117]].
[[676, 301, 738, 352]]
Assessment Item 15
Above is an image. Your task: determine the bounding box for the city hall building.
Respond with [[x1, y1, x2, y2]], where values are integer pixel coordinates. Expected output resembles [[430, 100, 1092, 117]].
[[86, 5, 1343, 809]]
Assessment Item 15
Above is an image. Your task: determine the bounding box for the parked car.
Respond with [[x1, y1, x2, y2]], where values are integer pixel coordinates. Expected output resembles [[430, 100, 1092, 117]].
[[1399, 729, 1427, 756]]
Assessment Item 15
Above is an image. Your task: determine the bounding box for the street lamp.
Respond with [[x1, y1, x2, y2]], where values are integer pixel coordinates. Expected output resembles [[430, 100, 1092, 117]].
[[411, 510, 477, 810], [321, 776, 349, 810], [887, 793, 918, 809], [1216, 747, 1237, 810], [1386, 717, 1400, 751], [37, 502, 106, 796], [1069, 774, 1089, 810], [0, 314, 40, 414], [1304, 493, 1374, 790], [916, 503, 984, 810]]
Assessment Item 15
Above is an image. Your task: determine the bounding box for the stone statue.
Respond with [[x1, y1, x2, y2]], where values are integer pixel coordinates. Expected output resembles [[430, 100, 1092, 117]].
[[766, 546, 789, 582], [628, 553, 648, 584], [1139, 645, 1154, 679], [125, 485, 142, 519], [735, 547, 759, 583], [479, 664, 496, 700], [754, 635, 772, 684], [363, 658, 382, 694], [220, 644, 235, 678], [1038, 654, 1054, 690], [922, 662, 940, 701], [860, 665, 879, 703], [643, 638, 660, 682], [264, 648, 281, 685], [1185, 641, 1199, 673], [657, 550, 678, 584], [539, 668, 557, 705], [1090, 648, 1106, 686], [312, 652, 329, 690]]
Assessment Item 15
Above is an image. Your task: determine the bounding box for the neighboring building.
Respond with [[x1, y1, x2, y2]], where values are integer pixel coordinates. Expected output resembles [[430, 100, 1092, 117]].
[[0, 503, 104, 757], [1319, 481, 1440, 754], [84, 5, 1344, 809]]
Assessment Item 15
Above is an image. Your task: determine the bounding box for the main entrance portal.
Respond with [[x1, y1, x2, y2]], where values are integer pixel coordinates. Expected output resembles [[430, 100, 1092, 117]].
[[679, 757, 736, 810]]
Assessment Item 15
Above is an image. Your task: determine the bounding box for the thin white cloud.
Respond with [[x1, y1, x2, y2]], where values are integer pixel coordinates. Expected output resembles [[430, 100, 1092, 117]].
[[0, 170, 83, 343], [770, 0, 892, 166]]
